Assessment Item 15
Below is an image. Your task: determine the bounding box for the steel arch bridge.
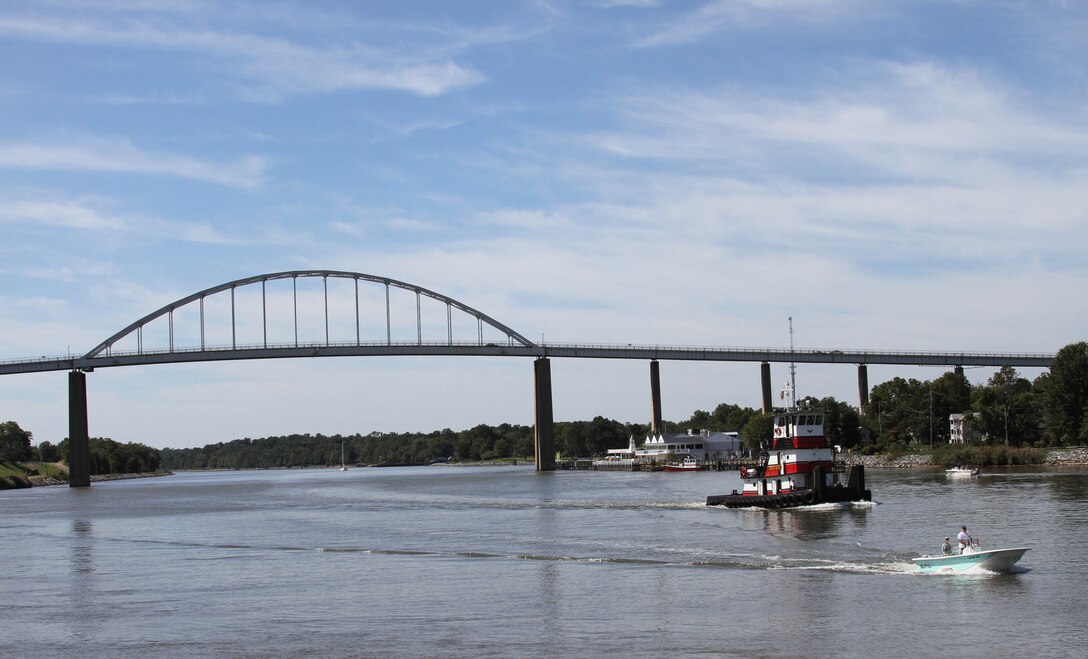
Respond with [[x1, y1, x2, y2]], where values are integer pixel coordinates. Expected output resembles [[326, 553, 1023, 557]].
[[0, 269, 1057, 485], [80, 270, 543, 368]]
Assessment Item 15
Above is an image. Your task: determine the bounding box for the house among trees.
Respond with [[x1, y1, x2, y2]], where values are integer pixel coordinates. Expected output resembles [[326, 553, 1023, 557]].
[[949, 413, 981, 445]]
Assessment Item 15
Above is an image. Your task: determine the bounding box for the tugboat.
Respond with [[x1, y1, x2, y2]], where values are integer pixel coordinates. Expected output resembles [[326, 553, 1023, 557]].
[[705, 407, 871, 509]]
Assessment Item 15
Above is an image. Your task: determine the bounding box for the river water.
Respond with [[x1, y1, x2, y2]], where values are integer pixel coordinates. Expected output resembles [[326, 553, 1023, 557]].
[[3, 465, 1087, 658]]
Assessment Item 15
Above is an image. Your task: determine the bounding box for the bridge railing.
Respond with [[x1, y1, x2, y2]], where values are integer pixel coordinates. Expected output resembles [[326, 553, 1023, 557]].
[[84, 337, 528, 359], [0, 343, 1057, 365], [536, 341, 1054, 360], [1, 341, 1055, 374]]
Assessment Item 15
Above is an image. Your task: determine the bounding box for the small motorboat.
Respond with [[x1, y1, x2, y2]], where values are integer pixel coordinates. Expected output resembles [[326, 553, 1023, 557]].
[[664, 457, 705, 472], [912, 545, 1029, 573], [945, 466, 980, 477]]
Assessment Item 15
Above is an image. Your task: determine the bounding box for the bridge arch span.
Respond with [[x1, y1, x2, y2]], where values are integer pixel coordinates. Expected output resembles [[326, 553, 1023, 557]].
[[84, 270, 538, 364]]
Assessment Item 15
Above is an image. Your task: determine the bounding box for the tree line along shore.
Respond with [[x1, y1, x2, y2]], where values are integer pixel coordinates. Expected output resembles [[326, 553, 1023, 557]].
[[5, 447, 1088, 490]]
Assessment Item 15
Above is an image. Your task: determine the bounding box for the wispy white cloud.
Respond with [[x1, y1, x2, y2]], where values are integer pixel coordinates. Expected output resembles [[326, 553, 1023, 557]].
[[592, 0, 660, 8], [593, 61, 1088, 182], [0, 12, 486, 98], [632, 0, 859, 47], [0, 137, 267, 188], [0, 198, 125, 230], [0, 193, 245, 245], [95, 91, 207, 106]]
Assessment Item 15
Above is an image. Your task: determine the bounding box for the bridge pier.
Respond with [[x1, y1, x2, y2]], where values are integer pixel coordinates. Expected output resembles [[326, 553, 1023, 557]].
[[649, 360, 662, 435], [857, 364, 869, 413], [68, 371, 91, 487], [534, 357, 555, 471], [954, 365, 964, 378], [760, 362, 773, 414]]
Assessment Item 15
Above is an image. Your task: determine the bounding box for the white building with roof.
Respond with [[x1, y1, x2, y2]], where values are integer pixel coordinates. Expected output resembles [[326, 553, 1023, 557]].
[[606, 429, 746, 462]]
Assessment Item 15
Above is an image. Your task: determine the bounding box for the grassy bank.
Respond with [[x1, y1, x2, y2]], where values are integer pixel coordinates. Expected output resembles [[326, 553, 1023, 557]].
[[1, 461, 69, 489], [1, 461, 33, 489]]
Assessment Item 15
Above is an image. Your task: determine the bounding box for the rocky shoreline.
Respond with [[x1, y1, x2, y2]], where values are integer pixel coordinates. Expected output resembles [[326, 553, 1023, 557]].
[[26, 471, 174, 487], [842, 447, 1088, 468]]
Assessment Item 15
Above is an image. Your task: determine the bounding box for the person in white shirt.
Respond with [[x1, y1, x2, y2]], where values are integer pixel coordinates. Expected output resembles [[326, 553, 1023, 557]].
[[957, 526, 973, 553]]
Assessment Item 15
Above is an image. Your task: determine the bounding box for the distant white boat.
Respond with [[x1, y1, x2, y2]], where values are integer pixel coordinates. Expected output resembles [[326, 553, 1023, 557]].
[[340, 441, 348, 471], [945, 466, 979, 477]]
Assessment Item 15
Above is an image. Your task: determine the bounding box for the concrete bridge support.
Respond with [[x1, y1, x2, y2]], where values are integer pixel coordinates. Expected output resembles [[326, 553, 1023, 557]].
[[954, 365, 964, 378], [857, 364, 869, 413], [760, 362, 773, 414], [68, 371, 91, 487], [649, 360, 662, 435], [534, 357, 555, 471]]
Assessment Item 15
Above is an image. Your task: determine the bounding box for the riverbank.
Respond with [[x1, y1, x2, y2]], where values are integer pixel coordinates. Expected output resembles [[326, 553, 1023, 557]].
[[842, 447, 1088, 468], [28, 471, 174, 487], [0, 461, 174, 489]]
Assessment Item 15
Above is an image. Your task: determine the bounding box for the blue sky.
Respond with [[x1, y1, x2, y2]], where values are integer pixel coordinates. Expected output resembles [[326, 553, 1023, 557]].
[[2, 0, 1085, 450]]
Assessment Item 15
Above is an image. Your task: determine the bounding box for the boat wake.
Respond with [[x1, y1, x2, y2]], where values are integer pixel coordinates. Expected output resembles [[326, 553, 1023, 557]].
[[768, 560, 916, 575], [309, 544, 923, 575]]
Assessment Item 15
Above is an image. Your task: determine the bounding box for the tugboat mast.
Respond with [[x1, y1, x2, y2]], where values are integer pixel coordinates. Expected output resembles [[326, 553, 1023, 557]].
[[788, 316, 797, 410]]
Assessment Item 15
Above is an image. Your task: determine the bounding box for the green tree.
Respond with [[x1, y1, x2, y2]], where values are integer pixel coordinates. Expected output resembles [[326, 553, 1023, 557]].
[[799, 396, 863, 449], [929, 370, 973, 444], [556, 421, 591, 457], [584, 416, 627, 456], [970, 366, 1038, 446], [57, 436, 161, 474], [687, 409, 713, 429], [865, 377, 930, 445], [741, 413, 773, 451], [1035, 342, 1088, 445], [0, 421, 33, 462], [36, 440, 59, 462], [711, 403, 759, 432]]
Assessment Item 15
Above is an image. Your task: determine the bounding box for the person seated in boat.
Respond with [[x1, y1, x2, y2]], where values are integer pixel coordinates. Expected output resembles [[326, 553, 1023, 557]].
[[941, 537, 953, 555], [957, 526, 973, 554]]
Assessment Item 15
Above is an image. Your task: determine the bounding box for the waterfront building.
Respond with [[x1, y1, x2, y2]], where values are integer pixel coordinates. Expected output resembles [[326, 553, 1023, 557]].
[[606, 429, 746, 462]]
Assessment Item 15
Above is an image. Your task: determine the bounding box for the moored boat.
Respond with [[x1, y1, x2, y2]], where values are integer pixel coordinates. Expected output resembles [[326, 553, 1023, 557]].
[[912, 545, 1029, 573], [664, 457, 705, 472], [706, 407, 871, 509]]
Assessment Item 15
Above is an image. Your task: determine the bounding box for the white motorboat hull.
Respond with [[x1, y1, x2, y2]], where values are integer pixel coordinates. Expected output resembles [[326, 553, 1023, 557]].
[[945, 468, 979, 477], [912, 547, 1029, 573]]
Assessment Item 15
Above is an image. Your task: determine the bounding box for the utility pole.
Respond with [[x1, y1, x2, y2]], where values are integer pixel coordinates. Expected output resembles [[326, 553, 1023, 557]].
[[929, 386, 934, 448]]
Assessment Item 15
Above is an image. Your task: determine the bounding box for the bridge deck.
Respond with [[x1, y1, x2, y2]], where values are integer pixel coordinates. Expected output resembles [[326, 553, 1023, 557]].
[[0, 341, 1053, 375]]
